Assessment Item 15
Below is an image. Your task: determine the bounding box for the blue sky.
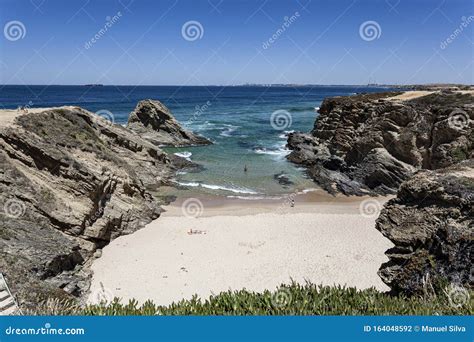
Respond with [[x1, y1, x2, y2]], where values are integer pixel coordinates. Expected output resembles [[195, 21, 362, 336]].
[[0, 0, 472, 85]]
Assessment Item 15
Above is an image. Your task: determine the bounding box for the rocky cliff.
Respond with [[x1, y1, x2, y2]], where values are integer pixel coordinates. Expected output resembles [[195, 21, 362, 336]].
[[287, 89, 473, 296], [287, 91, 473, 195], [127, 99, 211, 146], [376, 159, 473, 295], [0, 105, 199, 309]]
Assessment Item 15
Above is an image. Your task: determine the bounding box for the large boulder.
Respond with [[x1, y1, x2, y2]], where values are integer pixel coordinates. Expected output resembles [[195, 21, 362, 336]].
[[375, 159, 473, 295], [127, 100, 211, 146], [287, 91, 473, 195], [0, 106, 181, 309]]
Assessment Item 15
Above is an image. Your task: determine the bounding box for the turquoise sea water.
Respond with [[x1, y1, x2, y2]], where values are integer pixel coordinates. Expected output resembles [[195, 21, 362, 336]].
[[0, 85, 392, 198]]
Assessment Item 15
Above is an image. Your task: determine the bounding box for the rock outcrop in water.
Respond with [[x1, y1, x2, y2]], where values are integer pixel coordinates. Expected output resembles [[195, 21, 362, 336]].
[[127, 99, 211, 147], [287, 91, 473, 195], [376, 159, 473, 295], [0, 105, 200, 309], [287, 89, 473, 296]]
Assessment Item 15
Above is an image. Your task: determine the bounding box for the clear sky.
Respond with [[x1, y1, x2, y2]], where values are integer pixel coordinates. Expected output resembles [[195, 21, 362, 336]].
[[0, 0, 472, 85]]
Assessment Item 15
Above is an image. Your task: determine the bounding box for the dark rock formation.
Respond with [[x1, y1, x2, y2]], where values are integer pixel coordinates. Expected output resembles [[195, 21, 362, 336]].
[[127, 99, 211, 147], [287, 89, 473, 295], [0, 105, 198, 309], [287, 91, 473, 195], [376, 159, 473, 295], [274, 172, 294, 187]]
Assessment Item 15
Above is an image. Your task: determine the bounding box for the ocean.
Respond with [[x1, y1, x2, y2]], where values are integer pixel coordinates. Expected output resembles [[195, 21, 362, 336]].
[[0, 85, 392, 198]]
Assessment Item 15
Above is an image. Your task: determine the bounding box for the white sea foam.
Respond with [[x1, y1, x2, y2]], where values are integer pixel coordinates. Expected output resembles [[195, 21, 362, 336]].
[[253, 148, 285, 156], [299, 188, 319, 194], [195, 121, 217, 131], [174, 151, 192, 161], [219, 125, 239, 137], [176, 181, 259, 195], [278, 130, 294, 139], [253, 144, 291, 158], [227, 195, 284, 200], [226, 188, 319, 200]]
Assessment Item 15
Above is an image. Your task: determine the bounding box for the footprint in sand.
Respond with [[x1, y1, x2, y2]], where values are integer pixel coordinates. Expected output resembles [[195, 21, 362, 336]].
[[238, 241, 266, 250], [187, 229, 207, 235]]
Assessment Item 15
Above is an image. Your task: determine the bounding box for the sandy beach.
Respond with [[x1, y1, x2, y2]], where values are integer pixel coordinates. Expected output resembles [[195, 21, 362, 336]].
[[0, 106, 78, 128], [89, 194, 394, 305]]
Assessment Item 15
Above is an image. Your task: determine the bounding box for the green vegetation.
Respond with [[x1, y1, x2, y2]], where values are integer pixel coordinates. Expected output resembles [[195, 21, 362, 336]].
[[0, 227, 12, 240], [33, 283, 473, 315], [39, 188, 55, 203], [451, 147, 467, 162], [458, 176, 474, 188]]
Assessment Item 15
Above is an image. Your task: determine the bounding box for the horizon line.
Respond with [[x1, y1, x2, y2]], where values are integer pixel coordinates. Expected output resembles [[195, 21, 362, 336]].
[[1, 82, 472, 87]]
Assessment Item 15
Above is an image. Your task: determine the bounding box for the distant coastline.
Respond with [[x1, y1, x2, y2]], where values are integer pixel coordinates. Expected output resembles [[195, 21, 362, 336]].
[[1, 83, 472, 88]]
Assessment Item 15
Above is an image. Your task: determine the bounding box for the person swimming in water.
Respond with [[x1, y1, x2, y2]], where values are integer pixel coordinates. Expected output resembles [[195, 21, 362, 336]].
[[244, 164, 248, 173]]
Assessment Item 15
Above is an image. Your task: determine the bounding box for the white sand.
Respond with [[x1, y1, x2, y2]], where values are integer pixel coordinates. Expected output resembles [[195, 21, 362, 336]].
[[386, 89, 474, 102], [386, 90, 434, 101], [0, 109, 22, 128], [0, 106, 78, 128], [89, 197, 394, 305]]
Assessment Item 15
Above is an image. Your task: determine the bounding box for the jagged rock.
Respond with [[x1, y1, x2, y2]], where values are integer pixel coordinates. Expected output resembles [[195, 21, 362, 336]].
[[376, 159, 473, 295], [127, 99, 211, 147], [287, 91, 473, 195], [0, 105, 196, 310], [274, 172, 294, 187]]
